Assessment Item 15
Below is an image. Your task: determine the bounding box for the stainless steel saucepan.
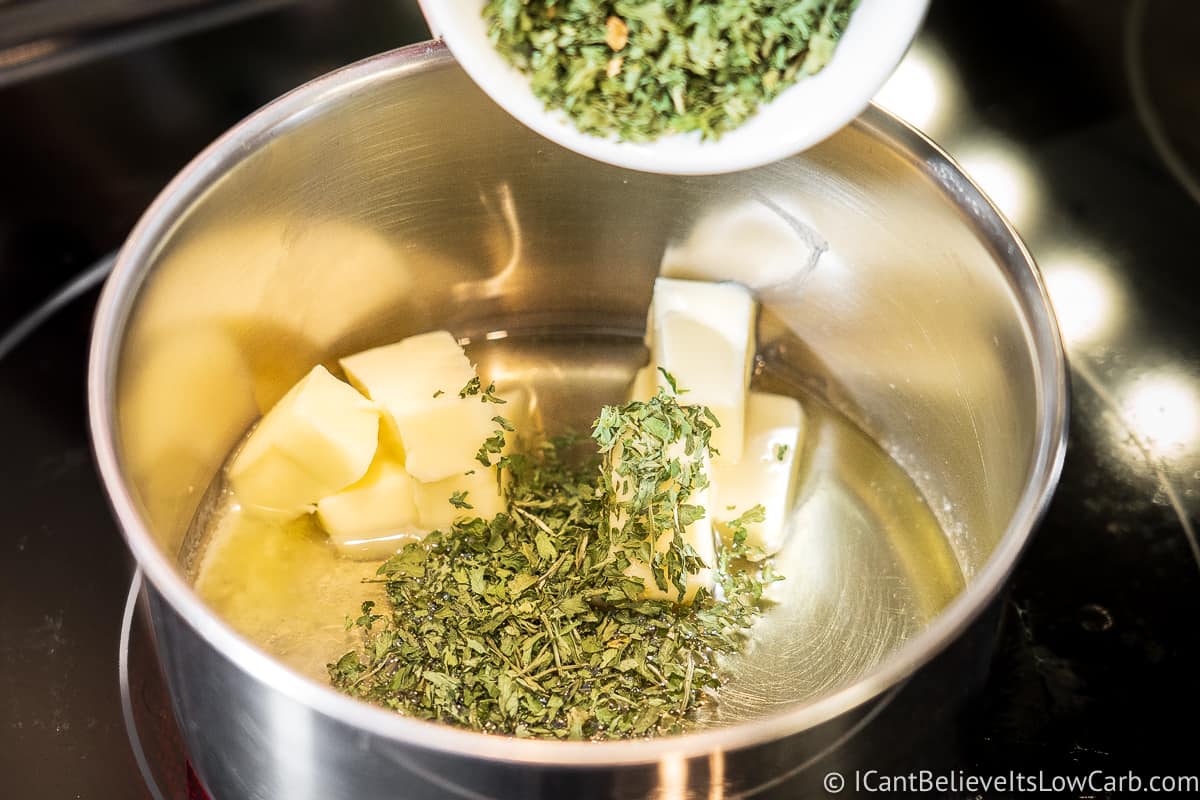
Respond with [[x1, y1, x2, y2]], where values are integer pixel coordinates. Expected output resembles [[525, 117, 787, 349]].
[[88, 42, 1067, 799]]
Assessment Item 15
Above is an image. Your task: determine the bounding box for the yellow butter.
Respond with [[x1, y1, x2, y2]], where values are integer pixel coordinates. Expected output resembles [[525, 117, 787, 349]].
[[340, 331, 497, 483], [612, 439, 715, 605], [652, 278, 757, 463], [316, 453, 424, 560], [413, 466, 507, 532], [712, 392, 805, 555], [629, 365, 658, 403], [229, 365, 379, 519]]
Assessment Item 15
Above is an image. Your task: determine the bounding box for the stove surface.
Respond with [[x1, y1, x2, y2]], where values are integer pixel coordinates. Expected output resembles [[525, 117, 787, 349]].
[[2, 1, 1198, 797]]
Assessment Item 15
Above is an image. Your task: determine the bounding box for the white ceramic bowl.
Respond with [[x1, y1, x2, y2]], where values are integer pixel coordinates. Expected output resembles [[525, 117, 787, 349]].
[[419, 0, 930, 175]]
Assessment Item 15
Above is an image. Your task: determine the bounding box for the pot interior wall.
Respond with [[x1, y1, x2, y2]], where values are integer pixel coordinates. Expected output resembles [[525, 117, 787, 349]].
[[114, 55, 1040, 643]]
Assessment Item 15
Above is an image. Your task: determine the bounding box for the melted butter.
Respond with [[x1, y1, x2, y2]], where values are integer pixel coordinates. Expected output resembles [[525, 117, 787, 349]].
[[193, 506, 384, 681]]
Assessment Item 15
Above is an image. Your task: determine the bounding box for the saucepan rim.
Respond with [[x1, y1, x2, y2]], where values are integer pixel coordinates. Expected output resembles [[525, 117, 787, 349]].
[[87, 41, 1068, 767]]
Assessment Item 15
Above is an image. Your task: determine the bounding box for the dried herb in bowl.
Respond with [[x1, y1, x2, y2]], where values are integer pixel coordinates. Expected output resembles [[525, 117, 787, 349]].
[[482, 0, 861, 142]]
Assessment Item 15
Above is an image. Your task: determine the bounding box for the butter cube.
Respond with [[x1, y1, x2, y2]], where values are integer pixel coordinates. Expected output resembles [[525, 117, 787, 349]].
[[629, 365, 658, 403], [652, 278, 757, 463], [629, 300, 656, 402], [316, 454, 424, 560], [712, 393, 806, 555], [229, 365, 379, 519], [340, 331, 497, 483], [413, 466, 507, 531], [611, 439, 715, 605], [623, 492, 716, 605]]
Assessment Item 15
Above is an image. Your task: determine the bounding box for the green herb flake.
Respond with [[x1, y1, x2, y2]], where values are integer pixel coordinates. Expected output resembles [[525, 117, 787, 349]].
[[449, 490, 473, 509], [459, 376, 482, 398], [657, 366, 682, 395], [482, 0, 860, 142], [774, 442, 789, 462], [481, 382, 508, 404], [329, 388, 782, 740]]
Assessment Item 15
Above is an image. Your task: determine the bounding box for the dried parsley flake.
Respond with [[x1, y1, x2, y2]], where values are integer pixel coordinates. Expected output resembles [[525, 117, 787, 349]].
[[483, 0, 861, 141], [330, 388, 782, 740]]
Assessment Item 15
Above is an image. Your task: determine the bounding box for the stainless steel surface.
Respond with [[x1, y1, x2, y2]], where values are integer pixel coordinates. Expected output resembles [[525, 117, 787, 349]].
[[120, 570, 175, 800], [87, 41, 1066, 798]]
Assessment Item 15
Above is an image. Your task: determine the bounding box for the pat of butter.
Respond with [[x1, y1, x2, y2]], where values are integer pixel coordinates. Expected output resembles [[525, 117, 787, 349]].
[[340, 331, 497, 483], [711, 392, 806, 555], [628, 300, 657, 402], [413, 466, 507, 532], [624, 495, 716, 605], [612, 440, 715, 605], [316, 453, 424, 560], [629, 365, 658, 403], [229, 365, 379, 519], [652, 278, 756, 463]]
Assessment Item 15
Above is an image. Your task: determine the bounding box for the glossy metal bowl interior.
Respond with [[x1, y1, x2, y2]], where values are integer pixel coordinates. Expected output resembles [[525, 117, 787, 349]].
[[88, 41, 1067, 795]]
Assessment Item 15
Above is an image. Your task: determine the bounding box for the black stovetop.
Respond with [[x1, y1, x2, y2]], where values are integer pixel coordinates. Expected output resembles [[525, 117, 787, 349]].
[[2, 1, 1198, 797]]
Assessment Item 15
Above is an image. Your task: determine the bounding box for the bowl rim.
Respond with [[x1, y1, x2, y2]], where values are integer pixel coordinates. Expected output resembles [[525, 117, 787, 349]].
[[88, 41, 1069, 768], [419, 0, 931, 175]]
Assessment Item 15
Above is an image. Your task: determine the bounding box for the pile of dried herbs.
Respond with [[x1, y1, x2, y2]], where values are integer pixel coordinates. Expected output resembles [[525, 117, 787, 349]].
[[330, 384, 781, 739], [482, 0, 860, 141]]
